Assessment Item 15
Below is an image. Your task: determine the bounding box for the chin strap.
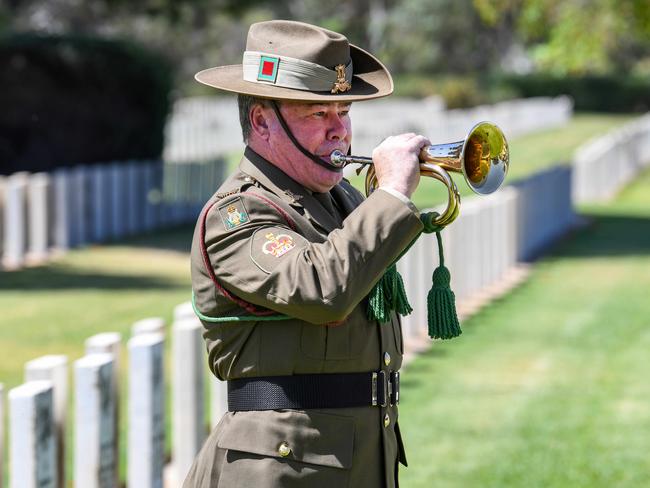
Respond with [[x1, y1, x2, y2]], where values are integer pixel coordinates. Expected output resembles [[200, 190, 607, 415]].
[[270, 100, 344, 173]]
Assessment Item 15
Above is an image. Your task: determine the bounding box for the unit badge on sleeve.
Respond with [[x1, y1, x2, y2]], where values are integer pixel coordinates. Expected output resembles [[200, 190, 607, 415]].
[[218, 197, 250, 231]]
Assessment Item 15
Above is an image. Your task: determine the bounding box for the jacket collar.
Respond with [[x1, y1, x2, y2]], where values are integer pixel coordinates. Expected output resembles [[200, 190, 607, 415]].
[[240, 147, 342, 233]]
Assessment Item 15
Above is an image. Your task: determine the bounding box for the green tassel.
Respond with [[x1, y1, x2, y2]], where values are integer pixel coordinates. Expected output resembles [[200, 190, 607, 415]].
[[426, 230, 461, 340], [368, 264, 413, 323], [394, 270, 413, 316]]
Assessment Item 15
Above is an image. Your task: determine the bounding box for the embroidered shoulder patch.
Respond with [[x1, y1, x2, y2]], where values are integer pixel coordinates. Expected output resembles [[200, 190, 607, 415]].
[[218, 197, 250, 231], [250, 227, 308, 274], [262, 232, 295, 257]]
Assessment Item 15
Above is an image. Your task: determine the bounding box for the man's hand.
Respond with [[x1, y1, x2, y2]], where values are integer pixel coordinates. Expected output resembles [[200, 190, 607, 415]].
[[371, 133, 430, 199]]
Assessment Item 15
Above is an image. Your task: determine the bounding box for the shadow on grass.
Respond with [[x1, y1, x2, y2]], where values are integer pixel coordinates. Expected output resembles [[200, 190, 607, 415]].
[[553, 213, 650, 259], [0, 266, 183, 291], [104, 224, 195, 253]]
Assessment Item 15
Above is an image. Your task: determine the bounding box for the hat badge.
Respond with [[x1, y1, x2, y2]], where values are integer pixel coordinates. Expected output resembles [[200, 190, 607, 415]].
[[331, 64, 352, 94]]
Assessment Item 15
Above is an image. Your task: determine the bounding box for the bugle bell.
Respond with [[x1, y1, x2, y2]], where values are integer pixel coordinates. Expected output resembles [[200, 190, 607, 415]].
[[330, 121, 510, 227]]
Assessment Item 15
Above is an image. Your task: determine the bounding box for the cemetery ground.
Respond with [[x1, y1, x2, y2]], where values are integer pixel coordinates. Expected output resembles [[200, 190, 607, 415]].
[[0, 111, 642, 485], [399, 167, 650, 488]]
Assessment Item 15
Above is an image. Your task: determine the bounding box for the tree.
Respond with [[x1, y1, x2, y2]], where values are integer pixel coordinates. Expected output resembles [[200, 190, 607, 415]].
[[473, 0, 650, 75]]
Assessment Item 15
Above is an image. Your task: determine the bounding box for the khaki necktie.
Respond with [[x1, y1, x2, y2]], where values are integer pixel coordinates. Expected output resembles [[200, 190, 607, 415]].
[[313, 191, 342, 225]]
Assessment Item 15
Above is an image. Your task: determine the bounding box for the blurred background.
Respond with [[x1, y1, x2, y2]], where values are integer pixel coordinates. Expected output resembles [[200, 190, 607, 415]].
[[1, 1, 650, 487]]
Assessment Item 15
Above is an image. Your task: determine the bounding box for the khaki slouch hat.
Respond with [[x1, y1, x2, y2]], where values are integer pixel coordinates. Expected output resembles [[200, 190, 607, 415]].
[[195, 19, 393, 102]]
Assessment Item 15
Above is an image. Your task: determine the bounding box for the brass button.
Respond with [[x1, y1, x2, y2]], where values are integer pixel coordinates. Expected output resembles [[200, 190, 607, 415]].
[[278, 441, 291, 457], [384, 352, 391, 366], [384, 413, 390, 428]]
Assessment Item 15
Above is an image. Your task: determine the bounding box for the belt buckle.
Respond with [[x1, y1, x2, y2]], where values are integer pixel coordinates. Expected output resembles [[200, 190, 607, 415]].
[[371, 371, 388, 407]]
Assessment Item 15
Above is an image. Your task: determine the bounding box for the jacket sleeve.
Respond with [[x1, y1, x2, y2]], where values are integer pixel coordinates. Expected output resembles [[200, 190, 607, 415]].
[[200, 188, 423, 324]]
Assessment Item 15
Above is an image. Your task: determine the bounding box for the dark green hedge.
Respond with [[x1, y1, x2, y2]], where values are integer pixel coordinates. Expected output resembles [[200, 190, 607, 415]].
[[499, 74, 650, 113], [0, 33, 173, 175]]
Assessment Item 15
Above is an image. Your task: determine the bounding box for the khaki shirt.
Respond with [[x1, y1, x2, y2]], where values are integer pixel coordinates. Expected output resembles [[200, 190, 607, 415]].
[[185, 148, 423, 488]]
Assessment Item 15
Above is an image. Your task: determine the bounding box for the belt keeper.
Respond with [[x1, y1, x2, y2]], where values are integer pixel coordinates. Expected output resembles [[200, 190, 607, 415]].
[[372, 371, 389, 407], [390, 371, 400, 405]]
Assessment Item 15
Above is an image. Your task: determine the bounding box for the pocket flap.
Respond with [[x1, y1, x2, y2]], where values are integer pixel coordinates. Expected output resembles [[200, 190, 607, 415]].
[[217, 410, 355, 469]]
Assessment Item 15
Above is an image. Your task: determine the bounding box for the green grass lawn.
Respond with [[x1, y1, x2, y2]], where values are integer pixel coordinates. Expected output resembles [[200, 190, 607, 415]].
[[0, 111, 642, 485], [398, 167, 650, 487], [0, 230, 195, 485]]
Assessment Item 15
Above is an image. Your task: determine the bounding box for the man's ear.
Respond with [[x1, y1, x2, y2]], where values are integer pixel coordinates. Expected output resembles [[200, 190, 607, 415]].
[[250, 104, 271, 141]]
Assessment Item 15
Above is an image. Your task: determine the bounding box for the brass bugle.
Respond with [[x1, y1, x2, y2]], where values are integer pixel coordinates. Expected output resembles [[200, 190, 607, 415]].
[[329, 121, 509, 227]]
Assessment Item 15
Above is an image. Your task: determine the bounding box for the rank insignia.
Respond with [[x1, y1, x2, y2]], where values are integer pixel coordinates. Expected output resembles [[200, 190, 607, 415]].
[[262, 232, 295, 258], [257, 55, 279, 83], [250, 227, 307, 273], [218, 198, 249, 231]]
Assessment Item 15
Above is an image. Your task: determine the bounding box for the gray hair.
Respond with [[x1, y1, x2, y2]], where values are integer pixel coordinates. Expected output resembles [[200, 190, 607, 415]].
[[237, 94, 276, 143]]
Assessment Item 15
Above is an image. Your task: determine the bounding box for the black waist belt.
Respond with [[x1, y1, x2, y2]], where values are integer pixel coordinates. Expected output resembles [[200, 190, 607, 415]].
[[227, 371, 400, 411]]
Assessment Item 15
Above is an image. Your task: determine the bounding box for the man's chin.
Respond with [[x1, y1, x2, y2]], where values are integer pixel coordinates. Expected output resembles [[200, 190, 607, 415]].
[[310, 171, 344, 192]]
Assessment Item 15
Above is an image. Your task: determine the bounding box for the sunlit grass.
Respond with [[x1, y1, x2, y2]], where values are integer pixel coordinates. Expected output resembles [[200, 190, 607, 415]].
[[0, 111, 641, 486], [398, 168, 650, 488], [0, 230, 195, 485]]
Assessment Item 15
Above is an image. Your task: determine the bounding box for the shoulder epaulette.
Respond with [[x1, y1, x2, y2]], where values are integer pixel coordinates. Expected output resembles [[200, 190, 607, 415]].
[[215, 188, 241, 200], [215, 176, 258, 200]]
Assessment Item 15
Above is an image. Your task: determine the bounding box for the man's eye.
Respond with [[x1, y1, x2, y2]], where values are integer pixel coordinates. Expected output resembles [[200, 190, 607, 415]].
[[339, 110, 350, 117], [313, 111, 326, 117]]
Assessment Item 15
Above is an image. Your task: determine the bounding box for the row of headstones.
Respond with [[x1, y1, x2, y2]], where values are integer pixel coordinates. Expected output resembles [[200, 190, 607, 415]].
[[0, 159, 224, 270], [399, 165, 576, 342], [1, 302, 226, 488], [1, 112, 643, 485], [399, 109, 650, 341], [352, 96, 573, 155], [573, 112, 650, 203], [163, 95, 573, 162]]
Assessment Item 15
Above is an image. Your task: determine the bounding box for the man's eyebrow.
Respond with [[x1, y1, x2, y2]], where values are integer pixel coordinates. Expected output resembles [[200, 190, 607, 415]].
[[305, 103, 352, 108]]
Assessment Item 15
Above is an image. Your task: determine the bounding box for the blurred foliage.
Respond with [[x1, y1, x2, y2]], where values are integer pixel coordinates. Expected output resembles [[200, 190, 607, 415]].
[[4, 0, 649, 85], [1, 0, 649, 113], [499, 74, 650, 112], [393, 74, 519, 108], [0, 33, 172, 174], [473, 0, 650, 75]]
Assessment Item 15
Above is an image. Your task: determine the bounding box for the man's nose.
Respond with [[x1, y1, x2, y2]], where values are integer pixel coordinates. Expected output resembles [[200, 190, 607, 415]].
[[327, 114, 348, 141]]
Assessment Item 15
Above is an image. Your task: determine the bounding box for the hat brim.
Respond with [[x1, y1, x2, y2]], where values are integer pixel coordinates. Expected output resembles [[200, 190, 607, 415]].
[[194, 45, 393, 102]]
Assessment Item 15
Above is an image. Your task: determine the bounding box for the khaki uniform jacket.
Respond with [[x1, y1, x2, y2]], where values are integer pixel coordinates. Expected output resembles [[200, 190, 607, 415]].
[[184, 148, 423, 488]]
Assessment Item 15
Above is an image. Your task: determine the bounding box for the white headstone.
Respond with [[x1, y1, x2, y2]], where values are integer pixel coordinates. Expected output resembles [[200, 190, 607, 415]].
[[173, 301, 195, 322], [210, 376, 228, 430], [128, 333, 165, 488], [27, 173, 51, 263], [143, 161, 162, 231], [85, 331, 122, 485], [9, 381, 56, 488], [70, 166, 88, 247], [24, 355, 68, 488], [52, 168, 71, 251], [85, 332, 122, 359], [110, 164, 127, 239], [172, 318, 206, 482], [74, 354, 116, 488], [0, 176, 6, 258], [126, 162, 140, 235], [2, 172, 28, 269], [0, 383, 4, 488], [90, 165, 112, 242], [132, 317, 166, 337]]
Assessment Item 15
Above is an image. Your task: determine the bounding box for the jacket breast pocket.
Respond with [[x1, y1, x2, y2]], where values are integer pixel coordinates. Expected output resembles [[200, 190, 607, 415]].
[[216, 410, 354, 488]]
